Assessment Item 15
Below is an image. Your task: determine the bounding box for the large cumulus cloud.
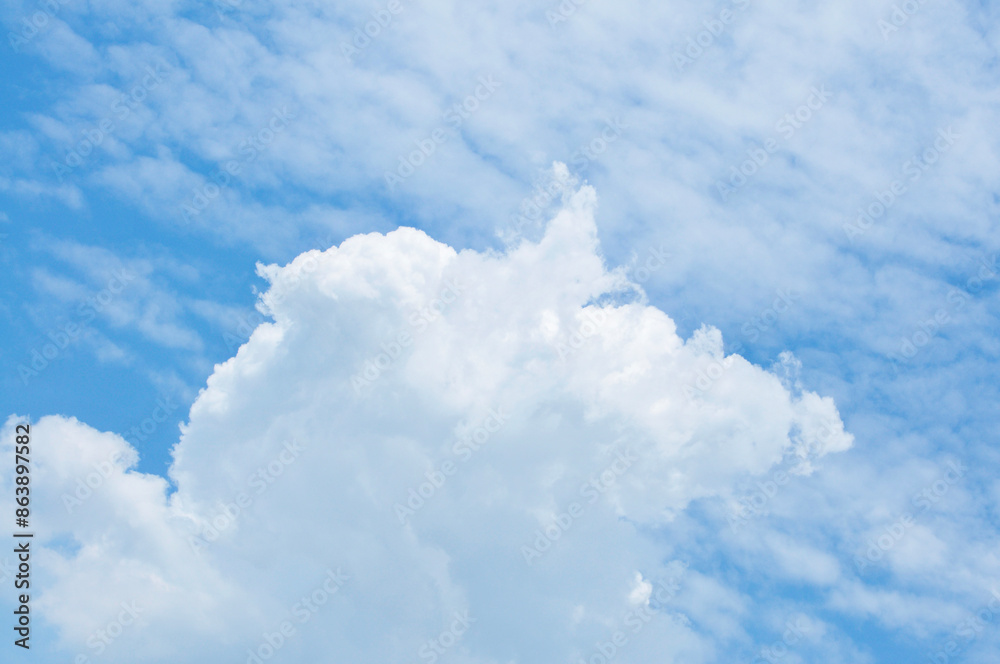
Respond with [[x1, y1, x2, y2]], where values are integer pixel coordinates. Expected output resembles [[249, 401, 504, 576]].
[[1, 182, 851, 663]]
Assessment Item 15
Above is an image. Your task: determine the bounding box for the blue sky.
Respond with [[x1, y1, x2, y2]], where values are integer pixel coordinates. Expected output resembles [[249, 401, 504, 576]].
[[1, 0, 999, 662]]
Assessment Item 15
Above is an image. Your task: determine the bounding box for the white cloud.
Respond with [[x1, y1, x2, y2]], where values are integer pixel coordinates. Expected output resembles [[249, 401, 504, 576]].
[[2, 0, 997, 658], [1, 185, 852, 662], [29, 238, 205, 352]]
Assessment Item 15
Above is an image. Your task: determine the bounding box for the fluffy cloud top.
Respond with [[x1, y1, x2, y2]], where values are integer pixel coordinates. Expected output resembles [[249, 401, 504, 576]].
[[1, 184, 851, 663]]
